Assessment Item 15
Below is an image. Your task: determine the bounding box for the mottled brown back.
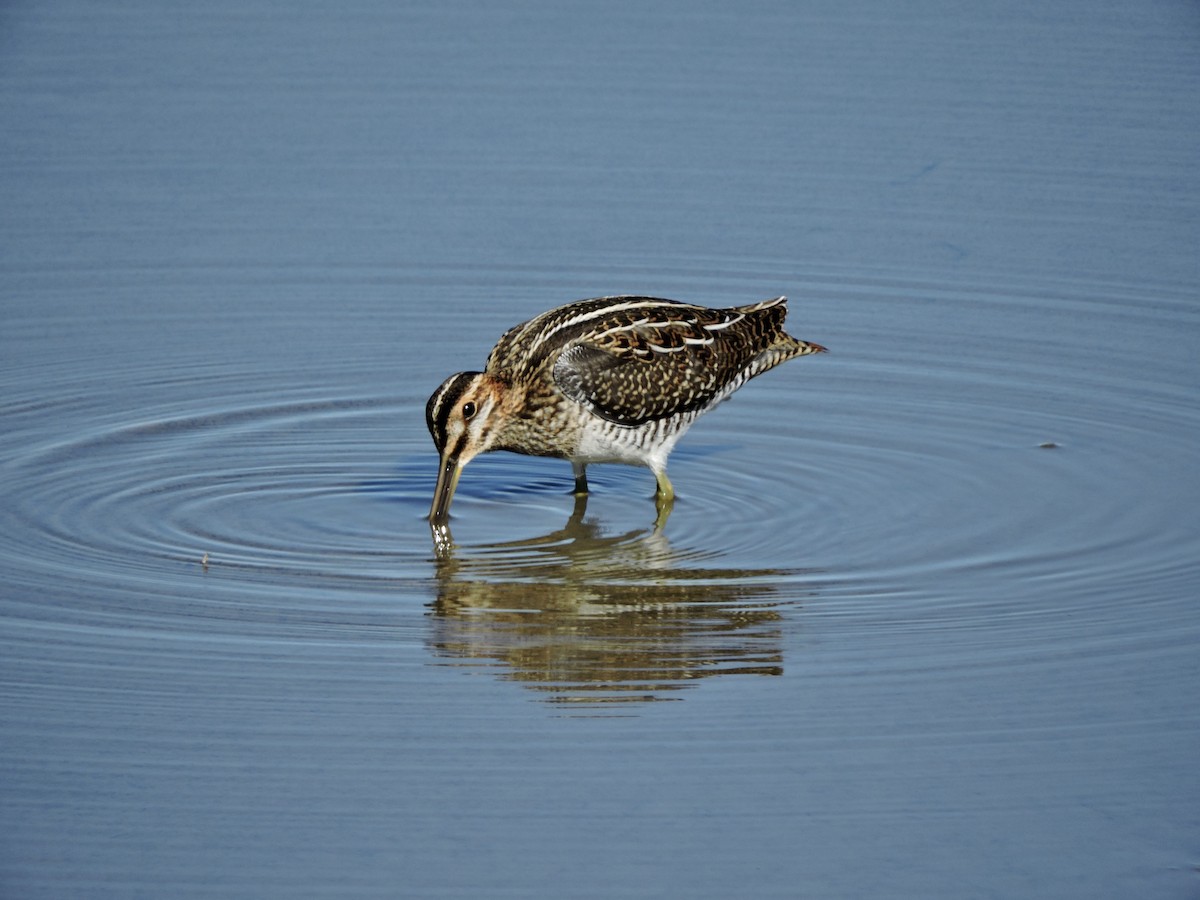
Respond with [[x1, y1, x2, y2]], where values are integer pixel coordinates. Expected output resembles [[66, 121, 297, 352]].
[[484, 296, 820, 427]]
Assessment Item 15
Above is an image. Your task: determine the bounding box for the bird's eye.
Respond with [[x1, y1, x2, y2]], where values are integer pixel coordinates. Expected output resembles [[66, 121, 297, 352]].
[[462, 401, 476, 419]]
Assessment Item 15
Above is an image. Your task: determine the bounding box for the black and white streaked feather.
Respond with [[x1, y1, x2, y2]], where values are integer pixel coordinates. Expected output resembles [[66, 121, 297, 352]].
[[486, 295, 820, 426]]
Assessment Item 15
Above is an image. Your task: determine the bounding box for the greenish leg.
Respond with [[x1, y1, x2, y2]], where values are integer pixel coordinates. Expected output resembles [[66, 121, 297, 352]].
[[652, 469, 675, 530], [654, 468, 675, 502], [572, 462, 589, 495]]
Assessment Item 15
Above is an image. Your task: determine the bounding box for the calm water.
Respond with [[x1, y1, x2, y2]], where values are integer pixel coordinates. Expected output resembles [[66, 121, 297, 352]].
[[3, 1, 1199, 897]]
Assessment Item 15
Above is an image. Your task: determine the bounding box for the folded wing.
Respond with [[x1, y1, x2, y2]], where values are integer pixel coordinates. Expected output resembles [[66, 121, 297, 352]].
[[551, 300, 787, 426]]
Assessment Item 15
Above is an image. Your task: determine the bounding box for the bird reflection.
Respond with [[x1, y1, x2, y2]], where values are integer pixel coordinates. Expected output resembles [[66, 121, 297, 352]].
[[427, 494, 807, 708]]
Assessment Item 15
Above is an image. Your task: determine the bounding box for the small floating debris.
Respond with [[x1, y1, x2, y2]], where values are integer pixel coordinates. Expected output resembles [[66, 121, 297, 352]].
[[1038, 441, 1060, 449]]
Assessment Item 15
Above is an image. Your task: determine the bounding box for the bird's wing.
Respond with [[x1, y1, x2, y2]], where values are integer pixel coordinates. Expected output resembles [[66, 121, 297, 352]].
[[486, 297, 691, 375], [551, 301, 784, 426]]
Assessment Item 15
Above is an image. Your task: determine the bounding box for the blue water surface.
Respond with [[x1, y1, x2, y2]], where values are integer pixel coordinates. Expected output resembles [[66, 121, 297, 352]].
[[2, 1, 1198, 898]]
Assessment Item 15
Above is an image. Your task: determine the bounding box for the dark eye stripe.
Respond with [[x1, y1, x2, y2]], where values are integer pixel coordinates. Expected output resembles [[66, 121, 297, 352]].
[[425, 372, 481, 450]]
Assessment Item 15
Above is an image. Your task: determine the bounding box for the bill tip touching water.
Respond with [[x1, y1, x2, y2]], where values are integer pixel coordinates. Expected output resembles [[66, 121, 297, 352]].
[[425, 295, 825, 525]]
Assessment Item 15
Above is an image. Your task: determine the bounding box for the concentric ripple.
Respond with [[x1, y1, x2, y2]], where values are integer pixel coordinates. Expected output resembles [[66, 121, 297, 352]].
[[2, 272, 1198, 691], [3, 385, 428, 612]]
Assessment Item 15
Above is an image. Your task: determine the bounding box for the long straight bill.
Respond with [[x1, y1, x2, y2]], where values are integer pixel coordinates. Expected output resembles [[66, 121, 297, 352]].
[[429, 453, 463, 523]]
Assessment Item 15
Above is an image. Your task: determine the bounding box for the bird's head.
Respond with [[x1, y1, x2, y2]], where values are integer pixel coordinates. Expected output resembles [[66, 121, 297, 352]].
[[425, 372, 508, 522]]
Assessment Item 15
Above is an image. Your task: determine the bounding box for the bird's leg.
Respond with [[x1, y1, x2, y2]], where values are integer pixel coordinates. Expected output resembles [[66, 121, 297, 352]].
[[652, 469, 675, 530], [653, 494, 674, 531], [653, 468, 675, 502], [572, 462, 589, 495]]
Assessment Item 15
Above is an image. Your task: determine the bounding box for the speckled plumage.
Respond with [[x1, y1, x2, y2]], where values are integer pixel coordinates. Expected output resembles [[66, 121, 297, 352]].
[[425, 295, 825, 522]]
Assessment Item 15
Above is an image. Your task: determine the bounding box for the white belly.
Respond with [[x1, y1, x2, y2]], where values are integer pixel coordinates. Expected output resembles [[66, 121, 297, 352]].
[[571, 415, 693, 472]]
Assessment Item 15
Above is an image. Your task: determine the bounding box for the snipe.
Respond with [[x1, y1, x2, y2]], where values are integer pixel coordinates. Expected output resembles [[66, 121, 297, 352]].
[[425, 295, 825, 523]]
